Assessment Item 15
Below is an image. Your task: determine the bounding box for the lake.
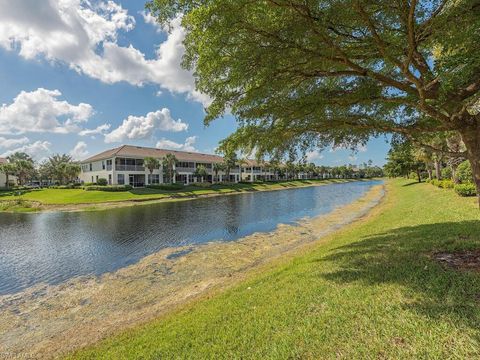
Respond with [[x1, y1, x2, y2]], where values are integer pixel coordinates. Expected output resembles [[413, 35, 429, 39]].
[[0, 180, 381, 295]]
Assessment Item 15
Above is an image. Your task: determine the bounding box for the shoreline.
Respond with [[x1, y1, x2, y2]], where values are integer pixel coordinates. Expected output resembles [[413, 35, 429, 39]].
[[0, 178, 374, 214], [0, 183, 385, 359]]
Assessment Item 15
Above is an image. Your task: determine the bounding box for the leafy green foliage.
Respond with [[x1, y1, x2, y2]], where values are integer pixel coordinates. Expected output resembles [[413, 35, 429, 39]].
[[84, 185, 133, 192], [144, 157, 160, 175], [97, 178, 108, 186], [146, 184, 185, 191], [454, 183, 477, 197], [457, 161, 473, 184], [148, 0, 480, 165]]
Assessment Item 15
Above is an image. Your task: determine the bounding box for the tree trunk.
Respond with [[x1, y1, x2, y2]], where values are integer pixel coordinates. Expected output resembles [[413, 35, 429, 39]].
[[427, 168, 432, 181], [416, 168, 422, 183], [460, 122, 480, 208], [434, 160, 441, 180]]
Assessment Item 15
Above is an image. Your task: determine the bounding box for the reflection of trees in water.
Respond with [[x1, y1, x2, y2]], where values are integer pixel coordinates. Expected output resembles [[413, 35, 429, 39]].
[[223, 196, 241, 237]]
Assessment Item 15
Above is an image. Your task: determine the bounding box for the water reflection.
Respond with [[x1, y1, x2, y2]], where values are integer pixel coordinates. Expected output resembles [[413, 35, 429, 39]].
[[0, 180, 381, 294]]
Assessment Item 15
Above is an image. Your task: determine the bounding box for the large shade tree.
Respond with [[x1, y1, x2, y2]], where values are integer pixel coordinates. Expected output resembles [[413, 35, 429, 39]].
[[148, 0, 480, 205]]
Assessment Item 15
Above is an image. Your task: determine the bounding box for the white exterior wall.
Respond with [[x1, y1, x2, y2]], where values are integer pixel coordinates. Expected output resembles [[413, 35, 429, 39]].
[[79, 159, 112, 184], [0, 173, 17, 187], [80, 156, 240, 186]]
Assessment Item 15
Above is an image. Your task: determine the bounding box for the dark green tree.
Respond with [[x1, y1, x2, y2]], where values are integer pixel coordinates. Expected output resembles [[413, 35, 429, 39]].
[[148, 0, 480, 205]]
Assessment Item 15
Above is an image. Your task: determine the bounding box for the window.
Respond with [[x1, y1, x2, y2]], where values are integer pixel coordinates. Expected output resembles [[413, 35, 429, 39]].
[[176, 161, 194, 168], [102, 161, 105, 170], [148, 174, 160, 184], [108, 174, 112, 185], [89, 163, 92, 171], [117, 174, 125, 185]]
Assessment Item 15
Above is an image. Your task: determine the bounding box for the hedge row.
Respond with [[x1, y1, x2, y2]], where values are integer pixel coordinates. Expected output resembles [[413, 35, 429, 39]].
[[146, 184, 185, 190], [454, 183, 477, 197], [426, 179, 477, 197], [84, 185, 133, 192]]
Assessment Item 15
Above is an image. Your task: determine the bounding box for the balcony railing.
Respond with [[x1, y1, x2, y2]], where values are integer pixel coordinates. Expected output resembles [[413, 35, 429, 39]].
[[175, 166, 196, 172], [106, 165, 112, 171], [115, 165, 145, 171]]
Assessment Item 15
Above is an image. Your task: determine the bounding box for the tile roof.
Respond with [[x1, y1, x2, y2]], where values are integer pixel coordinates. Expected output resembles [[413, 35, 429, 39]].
[[82, 145, 224, 163], [0, 157, 7, 164]]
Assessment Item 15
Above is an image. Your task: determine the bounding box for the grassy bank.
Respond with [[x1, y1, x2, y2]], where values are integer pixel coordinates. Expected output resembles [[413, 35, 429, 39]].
[[69, 179, 480, 359], [0, 179, 351, 211]]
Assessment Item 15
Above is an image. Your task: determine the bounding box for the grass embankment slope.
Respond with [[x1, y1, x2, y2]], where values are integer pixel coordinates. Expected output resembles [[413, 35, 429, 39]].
[[70, 179, 480, 359], [0, 179, 348, 208]]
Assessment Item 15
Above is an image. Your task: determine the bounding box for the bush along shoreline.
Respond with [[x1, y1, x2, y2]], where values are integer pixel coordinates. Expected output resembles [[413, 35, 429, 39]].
[[426, 160, 477, 197]]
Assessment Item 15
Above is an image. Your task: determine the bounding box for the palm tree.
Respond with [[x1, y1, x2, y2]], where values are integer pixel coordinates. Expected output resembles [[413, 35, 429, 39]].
[[222, 150, 238, 182], [212, 162, 224, 183], [194, 165, 208, 183], [269, 160, 281, 181], [0, 163, 16, 188], [7, 152, 33, 163], [144, 157, 160, 184], [65, 163, 81, 183], [13, 159, 34, 186], [162, 153, 177, 184]]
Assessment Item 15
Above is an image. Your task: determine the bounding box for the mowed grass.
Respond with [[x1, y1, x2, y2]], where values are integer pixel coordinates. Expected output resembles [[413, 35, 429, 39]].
[[0, 179, 349, 205], [69, 180, 480, 359]]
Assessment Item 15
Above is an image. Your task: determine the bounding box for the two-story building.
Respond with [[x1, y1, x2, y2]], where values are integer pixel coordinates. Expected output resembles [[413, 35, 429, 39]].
[[79, 145, 241, 186]]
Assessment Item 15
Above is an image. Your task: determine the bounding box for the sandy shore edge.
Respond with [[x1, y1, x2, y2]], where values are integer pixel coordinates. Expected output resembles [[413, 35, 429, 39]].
[[0, 183, 385, 359]]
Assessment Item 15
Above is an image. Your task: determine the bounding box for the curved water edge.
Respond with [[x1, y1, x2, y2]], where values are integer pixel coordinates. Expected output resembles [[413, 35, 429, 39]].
[[0, 180, 382, 295], [0, 184, 385, 358]]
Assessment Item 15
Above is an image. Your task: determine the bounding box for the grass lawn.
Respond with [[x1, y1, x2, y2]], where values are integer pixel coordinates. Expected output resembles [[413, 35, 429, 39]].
[[0, 179, 349, 206], [69, 179, 480, 359]]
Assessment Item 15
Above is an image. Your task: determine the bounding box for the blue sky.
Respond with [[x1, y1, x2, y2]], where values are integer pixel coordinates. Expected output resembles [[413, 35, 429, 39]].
[[0, 0, 389, 166]]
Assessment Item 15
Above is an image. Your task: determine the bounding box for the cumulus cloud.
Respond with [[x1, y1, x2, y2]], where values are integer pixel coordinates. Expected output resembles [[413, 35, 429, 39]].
[[79, 123, 111, 136], [0, 136, 29, 149], [330, 144, 368, 153], [0, 88, 94, 134], [0, 0, 209, 104], [69, 141, 89, 160], [305, 149, 324, 163], [156, 136, 197, 152], [140, 10, 161, 32], [0, 140, 52, 160], [104, 108, 188, 143]]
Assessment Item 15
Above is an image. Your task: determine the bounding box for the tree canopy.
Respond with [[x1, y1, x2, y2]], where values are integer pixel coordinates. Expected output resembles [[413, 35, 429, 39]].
[[147, 0, 480, 203]]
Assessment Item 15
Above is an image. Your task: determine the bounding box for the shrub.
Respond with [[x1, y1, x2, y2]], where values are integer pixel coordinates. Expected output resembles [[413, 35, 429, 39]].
[[97, 178, 108, 186], [83, 182, 96, 186], [146, 183, 185, 191], [441, 167, 452, 180], [439, 179, 454, 189], [457, 161, 473, 184], [50, 184, 77, 189], [431, 179, 441, 187], [454, 183, 477, 197], [190, 182, 212, 188], [84, 185, 132, 192]]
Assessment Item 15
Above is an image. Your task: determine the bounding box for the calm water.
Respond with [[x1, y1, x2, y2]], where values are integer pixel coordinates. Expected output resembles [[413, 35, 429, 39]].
[[0, 180, 381, 295]]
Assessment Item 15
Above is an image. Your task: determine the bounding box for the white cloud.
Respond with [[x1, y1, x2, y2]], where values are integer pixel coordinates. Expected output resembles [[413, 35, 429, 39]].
[[0, 1, 209, 104], [0, 136, 29, 148], [357, 144, 368, 152], [305, 150, 324, 163], [156, 136, 198, 152], [79, 123, 111, 136], [104, 108, 188, 143], [69, 141, 89, 160], [0, 88, 94, 134], [1, 140, 52, 160], [140, 11, 161, 32], [329, 144, 368, 153]]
